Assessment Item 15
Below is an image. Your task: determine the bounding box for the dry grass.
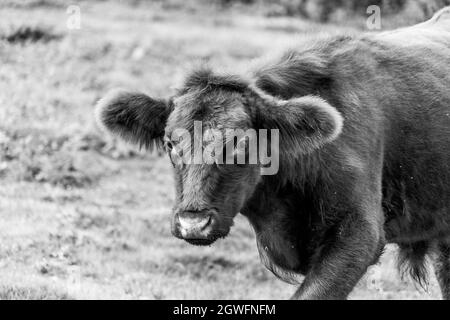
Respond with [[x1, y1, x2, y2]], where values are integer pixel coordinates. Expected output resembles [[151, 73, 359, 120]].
[[0, 0, 443, 299]]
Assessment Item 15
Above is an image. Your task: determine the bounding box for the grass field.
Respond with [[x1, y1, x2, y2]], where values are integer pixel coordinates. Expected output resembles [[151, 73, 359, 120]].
[[0, 0, 444, 299]]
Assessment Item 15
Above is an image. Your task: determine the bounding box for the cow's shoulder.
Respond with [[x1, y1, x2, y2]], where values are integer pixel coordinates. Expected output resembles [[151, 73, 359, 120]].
[[249, 33, 362, 99], [249, 14, 450, 101]]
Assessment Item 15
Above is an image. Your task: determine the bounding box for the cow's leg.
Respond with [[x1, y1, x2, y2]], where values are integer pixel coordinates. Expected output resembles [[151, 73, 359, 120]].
[[432, 241, 450, 300], [292, 212, 385, 300]]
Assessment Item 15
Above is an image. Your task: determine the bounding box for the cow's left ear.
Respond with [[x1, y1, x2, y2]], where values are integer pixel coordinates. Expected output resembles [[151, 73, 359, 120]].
[[251, 87, 343, 154], [95, 89, 172, 150]]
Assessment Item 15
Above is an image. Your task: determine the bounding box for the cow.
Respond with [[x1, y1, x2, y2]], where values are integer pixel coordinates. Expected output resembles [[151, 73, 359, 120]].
[[95, 8, 450, 299]]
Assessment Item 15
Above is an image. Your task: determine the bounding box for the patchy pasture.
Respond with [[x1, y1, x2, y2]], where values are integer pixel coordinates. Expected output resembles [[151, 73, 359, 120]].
[[0, 0, 442, 299]]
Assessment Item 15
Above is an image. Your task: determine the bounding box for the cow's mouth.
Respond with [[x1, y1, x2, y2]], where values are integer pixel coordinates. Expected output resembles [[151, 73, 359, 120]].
[[184, 238, 216, 246]]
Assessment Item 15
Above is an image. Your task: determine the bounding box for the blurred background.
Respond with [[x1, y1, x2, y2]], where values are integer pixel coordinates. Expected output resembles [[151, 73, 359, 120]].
[[0, 0, 448, 299]]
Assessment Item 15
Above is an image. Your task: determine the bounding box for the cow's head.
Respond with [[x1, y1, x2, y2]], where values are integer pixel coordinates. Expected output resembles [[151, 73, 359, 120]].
[[95, 68, 343, 246]]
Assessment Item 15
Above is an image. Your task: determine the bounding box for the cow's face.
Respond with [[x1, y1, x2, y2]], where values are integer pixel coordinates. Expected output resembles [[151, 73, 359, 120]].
[[95, 69, 343, 245], [163, 88, 262, 245]]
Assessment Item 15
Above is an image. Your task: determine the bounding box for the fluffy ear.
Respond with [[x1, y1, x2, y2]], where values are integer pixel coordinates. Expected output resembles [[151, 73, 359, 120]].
[[95, 89, 171, 150], [252, 88, 343, 154]]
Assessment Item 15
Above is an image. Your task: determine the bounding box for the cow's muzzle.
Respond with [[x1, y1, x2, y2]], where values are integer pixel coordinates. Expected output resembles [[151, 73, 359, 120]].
[[172, 209, 218, 245]]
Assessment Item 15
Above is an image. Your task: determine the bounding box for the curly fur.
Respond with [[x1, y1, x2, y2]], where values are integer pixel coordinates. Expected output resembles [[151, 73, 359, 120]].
[[95, 89, 171, 150]]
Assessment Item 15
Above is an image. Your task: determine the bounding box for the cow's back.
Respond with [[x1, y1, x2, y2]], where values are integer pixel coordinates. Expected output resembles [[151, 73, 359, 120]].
[[373, 7, 450, 54]]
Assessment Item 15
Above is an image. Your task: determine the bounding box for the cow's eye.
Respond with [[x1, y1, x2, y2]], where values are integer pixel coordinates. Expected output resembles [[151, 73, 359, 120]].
[[165, 141, 173, 152]]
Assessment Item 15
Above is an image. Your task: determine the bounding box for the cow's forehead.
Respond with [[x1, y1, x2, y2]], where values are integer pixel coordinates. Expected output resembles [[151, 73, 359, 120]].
[[165, 89, 250, 134]]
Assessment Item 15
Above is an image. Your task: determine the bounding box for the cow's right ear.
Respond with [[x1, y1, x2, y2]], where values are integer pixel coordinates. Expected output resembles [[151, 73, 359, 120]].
[[95, 89, 171, 150]]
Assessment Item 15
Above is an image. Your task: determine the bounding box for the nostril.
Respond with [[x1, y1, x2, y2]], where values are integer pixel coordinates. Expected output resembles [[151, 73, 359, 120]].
[[201, 215, 212, 230]]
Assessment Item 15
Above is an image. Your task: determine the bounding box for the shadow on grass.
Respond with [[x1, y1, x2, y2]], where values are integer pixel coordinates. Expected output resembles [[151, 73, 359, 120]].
[[1, 25, 62, 44]]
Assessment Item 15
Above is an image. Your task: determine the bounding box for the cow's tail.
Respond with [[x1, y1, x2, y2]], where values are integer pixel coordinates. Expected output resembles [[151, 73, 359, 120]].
[[397, 241, 430, 291]]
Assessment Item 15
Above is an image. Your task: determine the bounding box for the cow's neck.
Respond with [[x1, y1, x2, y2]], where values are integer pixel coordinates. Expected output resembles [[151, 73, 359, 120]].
[[240, 179, 325, 278]]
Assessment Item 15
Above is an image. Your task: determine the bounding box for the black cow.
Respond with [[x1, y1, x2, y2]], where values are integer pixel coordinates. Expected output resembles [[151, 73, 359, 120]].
[[95, 8, 450, 299]]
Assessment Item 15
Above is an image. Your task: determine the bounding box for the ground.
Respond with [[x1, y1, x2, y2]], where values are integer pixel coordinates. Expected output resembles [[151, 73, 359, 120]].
[[0, 0, 443, 299]]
